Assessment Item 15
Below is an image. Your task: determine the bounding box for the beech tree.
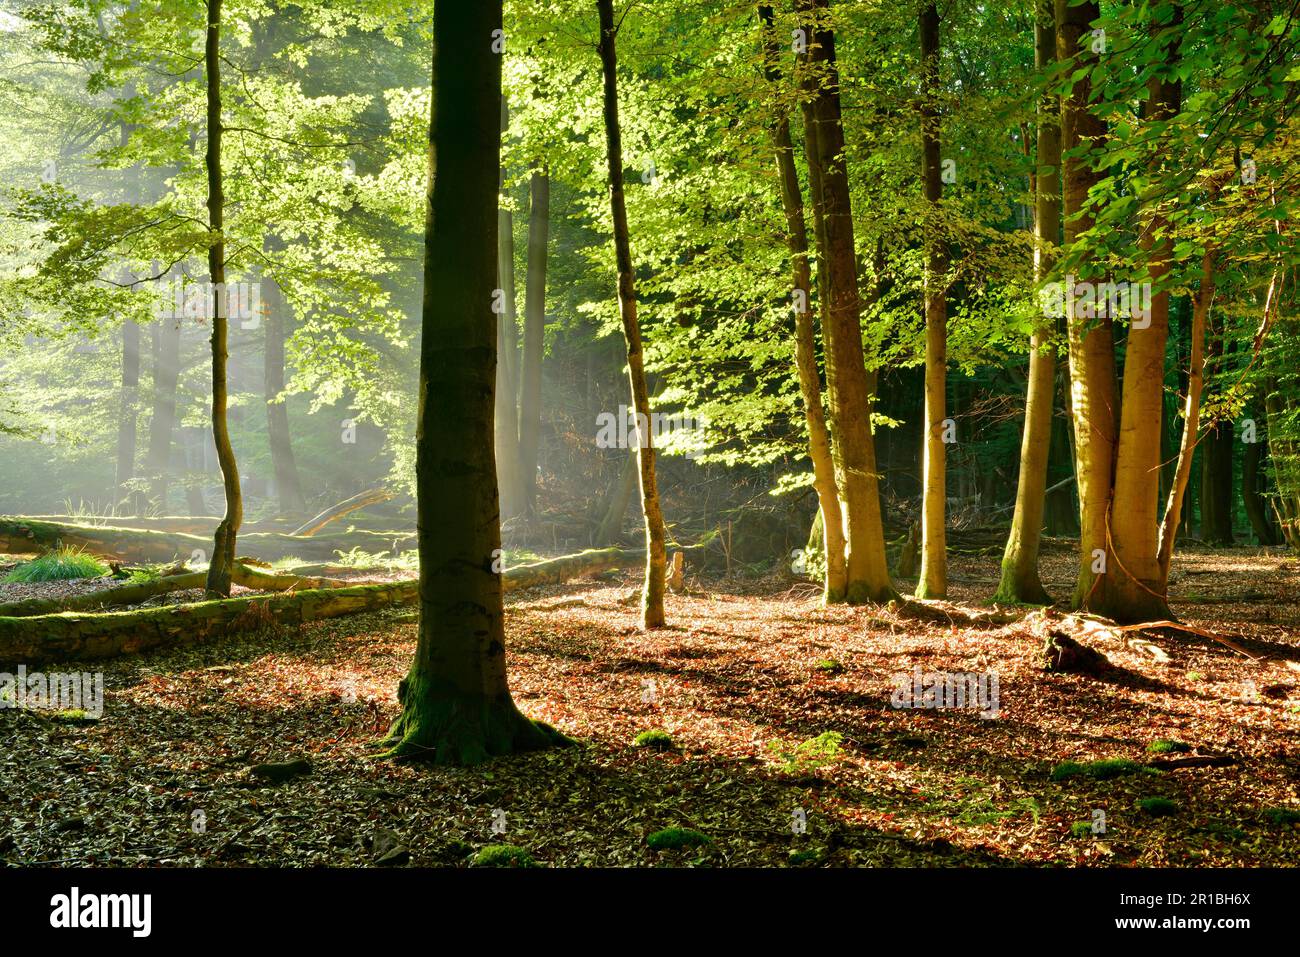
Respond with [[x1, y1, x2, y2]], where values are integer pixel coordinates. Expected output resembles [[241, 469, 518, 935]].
[[382, 0, 568, 763]]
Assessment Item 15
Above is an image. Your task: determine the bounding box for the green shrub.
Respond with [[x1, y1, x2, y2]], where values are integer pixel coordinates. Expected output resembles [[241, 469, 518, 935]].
[[633, 729, 676, 750], [4, 546, 108, 583], [788, 847, 823, 865], [1146, 740, 1191, 754], [768, 731, 845, 775], [1136, 797, 1179, 817], [1069, 821, 1095, 838], [1051, 758, 1154, 781], [814, 659, 844, 674], [646, 827, 710, 851], [472, 845, 537, 867]]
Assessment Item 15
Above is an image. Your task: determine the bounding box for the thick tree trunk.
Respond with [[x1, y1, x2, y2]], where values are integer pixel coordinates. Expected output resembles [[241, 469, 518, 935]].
[[1102, 18, 1181, 624], [597, 0, 668, 629], [796, 0, 895, 603], [518, 167, 549, 517], [145, 317, 181, 512], [495, 99, 526, 523], [262, 274, 308, 516], [114, 320, 141, 514], [758, 4, 846, 603], [1056, 0, 1117, 611], [382, 0, 566, 764], [996, 0, 1060, 605], [916, 1, 947, 599], [204, 0, 242, 598]]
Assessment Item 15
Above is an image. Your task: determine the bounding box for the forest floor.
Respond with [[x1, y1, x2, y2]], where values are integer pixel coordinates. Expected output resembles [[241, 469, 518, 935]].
[[2, 542, 1299, 868]]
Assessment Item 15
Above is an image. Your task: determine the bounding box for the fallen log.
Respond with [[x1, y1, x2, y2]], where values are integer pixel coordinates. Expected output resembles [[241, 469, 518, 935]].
[[291, 488, 394, 537], [0, 517, 416, 564], [0, 570, 208, 617], [0, 546, 660, 664]]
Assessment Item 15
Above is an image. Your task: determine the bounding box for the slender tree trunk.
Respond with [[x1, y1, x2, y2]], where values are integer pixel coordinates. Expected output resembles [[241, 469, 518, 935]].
[[1158, 251, 1216, 576], [115, 320, 141, 514], [382, 0, 567, 763], [495, 98, 525, 522], [146, 317, 181, 512], [996, 0, 1060, 605], [518, 167, 549, 517], [758, 4, 846, 603], [204, 0, 242, 598], [916, 1, 948, 599], [262, 275, 307, 516], [1103, 13, 1181, 623], [594, 446, 638, 545], [597, 0, 668, 628], [796, 0, 894, 603], [1200, 307, 1235, 545], [1056, 0, 1117, 611]]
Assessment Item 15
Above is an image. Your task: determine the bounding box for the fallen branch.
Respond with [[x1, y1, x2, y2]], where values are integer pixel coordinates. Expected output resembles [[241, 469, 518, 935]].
[[290, 488, 394, 537]]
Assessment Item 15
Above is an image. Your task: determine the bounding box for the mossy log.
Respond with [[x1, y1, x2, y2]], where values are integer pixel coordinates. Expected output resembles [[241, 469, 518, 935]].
[[0, 546, 660, 665], [0, 517, 416, 564], [0, 570, 209, 617]]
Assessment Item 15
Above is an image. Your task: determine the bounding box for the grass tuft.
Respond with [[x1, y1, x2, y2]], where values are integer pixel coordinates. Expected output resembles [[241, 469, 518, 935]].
[[633, 729, 676, 750], [646, 827, 710, 851], [4, 546, 107, 583], [471, 844, 537, 867]]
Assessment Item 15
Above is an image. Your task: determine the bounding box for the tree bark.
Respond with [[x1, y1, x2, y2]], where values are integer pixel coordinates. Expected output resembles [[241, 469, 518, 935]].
[[290, 487, 393, 537], [1056, 0, 1117, 611], [113, 320, 142, 515], [204, 0, 242, 598], [1200, 307, 1235, 545], [1243, 428, 1278, 545], [758, 3, 846, 603], [495, 98, 526, 523], [1158, 250, 1216, 574], [262, 274, 308, 516], [796, 0, 895, 603], [597, 0, 669, 628], [916, 1, 948, 599], [1102, 11, 1181, 623], [382, 0, 567, 764], [518, 167, 549, 517], [145, 317, 181, 512], [996, 0, 1060, 605]]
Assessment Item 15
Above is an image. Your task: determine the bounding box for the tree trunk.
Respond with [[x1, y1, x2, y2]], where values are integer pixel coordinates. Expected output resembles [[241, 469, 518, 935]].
[[796, 0, 895, 603], [1158, 251, 1216, 575], [145, 318, 181, 512], [495, 98, 526, 523], [1243, 429, 1279, 546], [597, 0, 669, 629], [1200, 307, 1235, 545], [1056, 0, 1117, 611], [382, 0, 567, 764], [996, 0, 1060, 605], [262, 274, 307, 516], [916, 1, 948, 599], [594, 447, 638, 545], [758, 3, 846, 604], [114, 320, 141, 514], [518, 167, 549, 517], [204, 0, 242, 598], [1102, 12, 1181, 623]]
